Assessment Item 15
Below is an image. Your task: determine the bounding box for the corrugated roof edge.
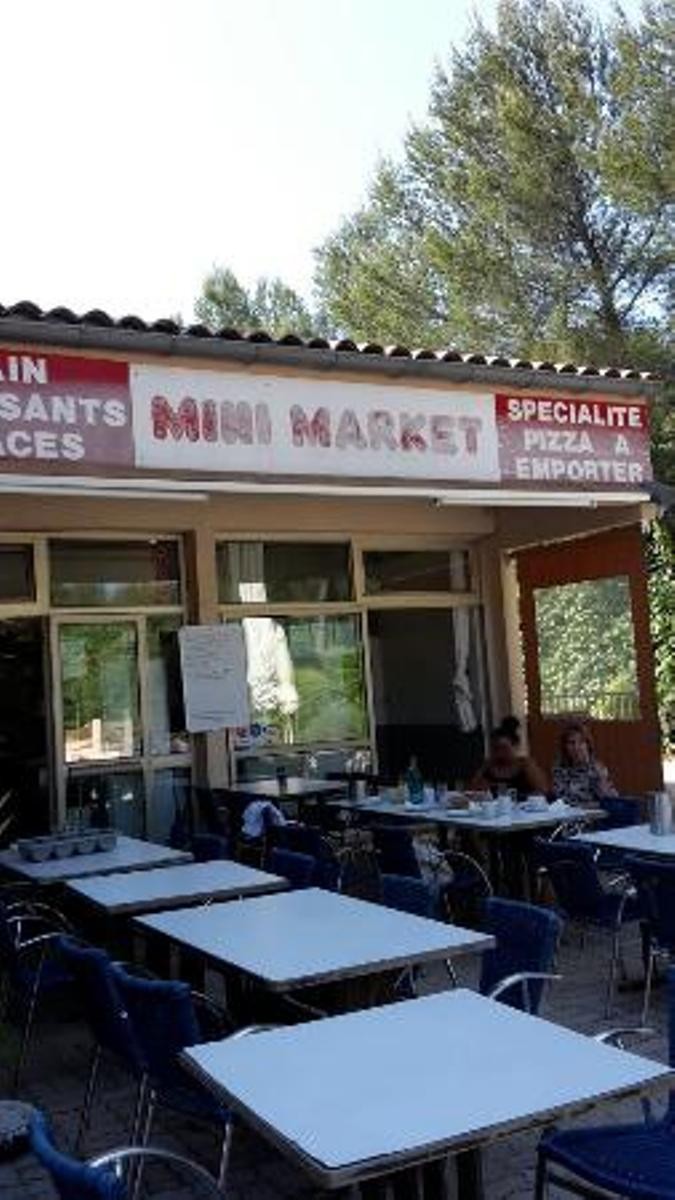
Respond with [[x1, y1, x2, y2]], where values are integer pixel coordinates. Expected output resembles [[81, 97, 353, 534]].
[[0, 300, 662, 396]]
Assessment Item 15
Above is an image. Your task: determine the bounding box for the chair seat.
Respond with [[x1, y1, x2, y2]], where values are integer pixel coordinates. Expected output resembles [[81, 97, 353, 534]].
[[541, 1119, 675, 1200]]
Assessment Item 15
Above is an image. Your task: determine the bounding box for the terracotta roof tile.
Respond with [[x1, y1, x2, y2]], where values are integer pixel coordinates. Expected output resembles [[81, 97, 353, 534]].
[[0, 299, 662, 381]]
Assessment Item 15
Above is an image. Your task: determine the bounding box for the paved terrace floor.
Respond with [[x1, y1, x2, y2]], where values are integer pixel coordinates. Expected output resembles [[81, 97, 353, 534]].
[[0, 921, 668, 1199]]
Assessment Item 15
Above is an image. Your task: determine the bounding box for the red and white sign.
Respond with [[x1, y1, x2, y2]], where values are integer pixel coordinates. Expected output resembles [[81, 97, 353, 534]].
[[496, 393, 652, 486], [0, 348, 654, 490], [131, 365, 500, 482], [0, 351, 133, 471]]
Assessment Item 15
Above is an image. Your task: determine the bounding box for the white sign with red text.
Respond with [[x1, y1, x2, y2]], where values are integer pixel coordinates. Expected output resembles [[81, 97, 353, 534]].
[[131, 365, 500, 482]]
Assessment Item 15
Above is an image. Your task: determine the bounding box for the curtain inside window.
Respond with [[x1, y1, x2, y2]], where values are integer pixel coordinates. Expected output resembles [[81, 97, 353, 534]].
[[450, 552, 477, 731]]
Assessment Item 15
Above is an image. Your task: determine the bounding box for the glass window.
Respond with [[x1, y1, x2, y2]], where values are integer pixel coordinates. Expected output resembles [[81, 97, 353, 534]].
[[534, 576, 640, 720], [217, 542, 351, 604], [146, 615, 189, 756], [364, 550, 471, 594], [50, 540, 181, 607], [60, 622, 141, 762], [234, 614, 367, 746], [0, 545, 35, 603]]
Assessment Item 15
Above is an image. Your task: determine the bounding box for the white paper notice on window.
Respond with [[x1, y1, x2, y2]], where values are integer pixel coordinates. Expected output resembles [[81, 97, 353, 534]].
[[179, 624, 250, 733]]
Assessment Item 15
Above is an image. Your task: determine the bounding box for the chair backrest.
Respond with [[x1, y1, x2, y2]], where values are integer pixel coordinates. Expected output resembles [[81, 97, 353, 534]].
[[626, 857, 675, 952], [266, 847, 317, 890], [56, 937, 143, 1072], [110, 963, 200, 1088], [380, 874, 434, 918], [533, 838, 607, 920], [267, 826, 340, 888], [441, 850, 492, 927], [190, 833, 230, 862], [0, 901, 19, 975], [267, 823, 324, 858], [371, 825, 421, 879], [30, 1110, 125, 1200], [599, 795, 642, 830], [479, 897, 562, 1013]]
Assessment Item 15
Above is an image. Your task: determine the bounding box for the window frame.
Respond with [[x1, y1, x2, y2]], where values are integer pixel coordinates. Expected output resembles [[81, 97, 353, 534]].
[[216, 533, 484, 766]]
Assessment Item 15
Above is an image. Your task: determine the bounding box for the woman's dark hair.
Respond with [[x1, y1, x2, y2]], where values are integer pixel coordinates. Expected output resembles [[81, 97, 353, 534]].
[[491, 715, 521, 746]]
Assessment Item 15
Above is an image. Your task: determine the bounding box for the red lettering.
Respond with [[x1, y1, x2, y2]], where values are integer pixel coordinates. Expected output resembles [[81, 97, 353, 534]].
[[399, 413, 426, 452], [290, 405, 331, 448], [151, 395, 199, 441], [459, 416, 482, 455], [220, 401, 253, 444]]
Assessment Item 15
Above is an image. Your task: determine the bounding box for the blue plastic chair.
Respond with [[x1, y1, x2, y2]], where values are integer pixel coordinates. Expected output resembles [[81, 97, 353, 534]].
[[110, 963, 234, 1190], [56, 937, 146, 1151], [190, 833, 230, 862], [265, 846, 317, 890], [380, 873, 435, 918], [267, 825, 341, 889], [626, 856, 675, 1022], [29, 1108, 222, 1199], [371, 825, 421, 879], [440, 849, 493, 928], [537, 968, 675, 1200], [0, 900, 73, 1088], [534, 838, 639, 1014], [479, 897, 562, 1014], [599, 795, 642, 830]]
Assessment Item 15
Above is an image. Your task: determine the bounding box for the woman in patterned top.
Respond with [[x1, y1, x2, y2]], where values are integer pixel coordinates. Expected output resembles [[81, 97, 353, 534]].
[[552, 721, 616, 806]]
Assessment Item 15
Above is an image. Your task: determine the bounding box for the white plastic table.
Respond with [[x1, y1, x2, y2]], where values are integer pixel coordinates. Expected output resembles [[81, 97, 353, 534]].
[[335, 796, 601, 834], [137, 887, 493, 991], [66, 860, 287, 916], [184, 989, 673, 1195], [577, 823, 675, 859], [0, 836, 192, 882]]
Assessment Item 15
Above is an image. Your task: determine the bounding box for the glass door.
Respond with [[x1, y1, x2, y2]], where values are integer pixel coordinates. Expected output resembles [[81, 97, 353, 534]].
[[52, 615, 189, 837]]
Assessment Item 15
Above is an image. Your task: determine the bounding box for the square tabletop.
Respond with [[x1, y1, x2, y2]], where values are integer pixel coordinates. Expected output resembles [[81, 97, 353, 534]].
[[337, 796, 600, 834], [137, 887, 493, 990], [67, 860, 287, 916], [0, 836, 192, 882], [577, 823, 675, 858], [184, 989, 673, 1190]]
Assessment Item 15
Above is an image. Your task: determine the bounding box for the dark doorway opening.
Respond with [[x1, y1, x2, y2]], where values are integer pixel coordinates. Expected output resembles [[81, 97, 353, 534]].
[[0, 618, 50, 840], [368, 609, 485, 785]]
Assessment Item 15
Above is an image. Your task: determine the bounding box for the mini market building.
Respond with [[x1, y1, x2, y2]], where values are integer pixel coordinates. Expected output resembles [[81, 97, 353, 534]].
[[0, 301, 664, 839]]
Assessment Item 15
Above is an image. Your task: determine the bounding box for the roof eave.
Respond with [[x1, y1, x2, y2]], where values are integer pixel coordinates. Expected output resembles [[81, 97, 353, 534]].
[[0, 318, 660, 399]]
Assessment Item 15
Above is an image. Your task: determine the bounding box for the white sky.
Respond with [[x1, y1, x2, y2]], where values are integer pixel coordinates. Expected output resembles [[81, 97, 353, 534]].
[[3, 0, 643, 322]]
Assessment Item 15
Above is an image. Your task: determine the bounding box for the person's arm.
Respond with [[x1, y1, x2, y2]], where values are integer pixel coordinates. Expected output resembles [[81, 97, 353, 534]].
[[469, 762, 491, 790], [551, 765, 567, 799], [523, 756, 548, 794], [594, 761, 617, 798]]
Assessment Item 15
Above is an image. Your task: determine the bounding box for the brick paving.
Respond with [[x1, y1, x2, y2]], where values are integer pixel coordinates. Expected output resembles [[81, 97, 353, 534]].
[[0, 913, 669, 1198]]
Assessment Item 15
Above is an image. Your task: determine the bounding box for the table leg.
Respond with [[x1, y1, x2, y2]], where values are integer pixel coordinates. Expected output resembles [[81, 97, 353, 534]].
[[456, 1148, 484, 1200]]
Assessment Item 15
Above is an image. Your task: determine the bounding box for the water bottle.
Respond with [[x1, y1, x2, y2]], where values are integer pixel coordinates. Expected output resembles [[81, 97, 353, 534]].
[[404, 757, 424, 806], [649, 791, 672, 836]]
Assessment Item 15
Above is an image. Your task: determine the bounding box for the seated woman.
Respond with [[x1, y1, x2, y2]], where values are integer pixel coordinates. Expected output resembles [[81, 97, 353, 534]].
[[471, 715, 548, 799], [552, 720, 616, 806]]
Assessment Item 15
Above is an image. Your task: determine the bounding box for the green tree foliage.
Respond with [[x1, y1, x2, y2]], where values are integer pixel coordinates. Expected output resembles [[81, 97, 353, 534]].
[[195, 266, 321, 339], [313, 0, 674, 750], [315, 0, 674, 363], [648, 509, 675, 752], [535, 577, 640, 720]]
